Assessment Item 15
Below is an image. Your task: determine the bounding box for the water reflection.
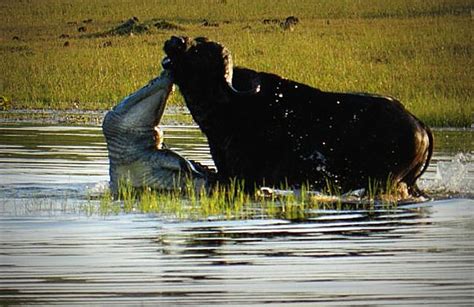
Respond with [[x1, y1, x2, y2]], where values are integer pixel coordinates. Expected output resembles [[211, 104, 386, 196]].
[[1, 199, 473, 305]]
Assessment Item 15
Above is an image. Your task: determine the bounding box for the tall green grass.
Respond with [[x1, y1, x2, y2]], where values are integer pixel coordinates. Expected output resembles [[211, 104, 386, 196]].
[[0, 0, 472, 126], [88, 177, 403, 220], [1, 0, 470, 24]]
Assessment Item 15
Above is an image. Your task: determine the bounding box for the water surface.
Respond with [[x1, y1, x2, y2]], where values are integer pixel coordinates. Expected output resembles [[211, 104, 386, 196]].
[[0, 124, 473, 305]]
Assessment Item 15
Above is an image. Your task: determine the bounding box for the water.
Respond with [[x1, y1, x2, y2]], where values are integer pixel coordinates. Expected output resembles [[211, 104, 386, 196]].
[[0, 124, 473, 305]]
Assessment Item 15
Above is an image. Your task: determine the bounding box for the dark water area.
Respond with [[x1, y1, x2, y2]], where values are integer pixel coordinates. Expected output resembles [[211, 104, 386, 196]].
[[0, 124, 473, 305]]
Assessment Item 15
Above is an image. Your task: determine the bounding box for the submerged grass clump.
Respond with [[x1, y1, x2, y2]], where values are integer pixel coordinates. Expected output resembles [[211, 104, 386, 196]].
[[89, 177, 406, 220], [0, 0, 472, 126]]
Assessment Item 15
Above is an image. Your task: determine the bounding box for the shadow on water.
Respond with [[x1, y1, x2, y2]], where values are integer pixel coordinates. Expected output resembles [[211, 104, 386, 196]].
[[0, 123, 473, 304]]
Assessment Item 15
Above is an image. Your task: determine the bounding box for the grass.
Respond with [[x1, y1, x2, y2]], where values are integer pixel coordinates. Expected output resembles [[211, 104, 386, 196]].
[[87, 176, 403, 220], [0, 0, 472, 126]]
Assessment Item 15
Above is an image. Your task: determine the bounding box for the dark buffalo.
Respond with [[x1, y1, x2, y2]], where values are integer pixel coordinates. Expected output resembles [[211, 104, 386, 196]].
[[162, 36, 433, 196]]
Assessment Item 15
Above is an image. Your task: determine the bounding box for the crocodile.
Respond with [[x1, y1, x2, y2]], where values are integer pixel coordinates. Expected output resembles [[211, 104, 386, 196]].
[[102, 69, 214, 196]]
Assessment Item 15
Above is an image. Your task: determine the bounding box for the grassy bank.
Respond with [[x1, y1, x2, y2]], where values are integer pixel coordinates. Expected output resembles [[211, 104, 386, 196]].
[[0, 0, 472, 126]]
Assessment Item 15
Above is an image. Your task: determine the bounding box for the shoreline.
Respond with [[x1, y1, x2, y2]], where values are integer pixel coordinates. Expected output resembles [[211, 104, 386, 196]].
[[1, 108, 472, 129], [0, 106, 196, 126]]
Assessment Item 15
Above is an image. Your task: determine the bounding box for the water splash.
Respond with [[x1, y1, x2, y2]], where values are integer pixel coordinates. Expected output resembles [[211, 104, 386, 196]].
[[419, 153, 473, 197], [86, 181, 110, 198]]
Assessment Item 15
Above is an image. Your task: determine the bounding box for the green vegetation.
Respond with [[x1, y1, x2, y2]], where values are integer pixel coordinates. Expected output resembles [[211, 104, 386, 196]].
[[86, 177, 403, 220], [0, 0, 472, 126]]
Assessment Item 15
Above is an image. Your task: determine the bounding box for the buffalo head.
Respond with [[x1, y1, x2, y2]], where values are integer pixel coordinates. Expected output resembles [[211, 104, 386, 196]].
[[162, 36, 260, 96]]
